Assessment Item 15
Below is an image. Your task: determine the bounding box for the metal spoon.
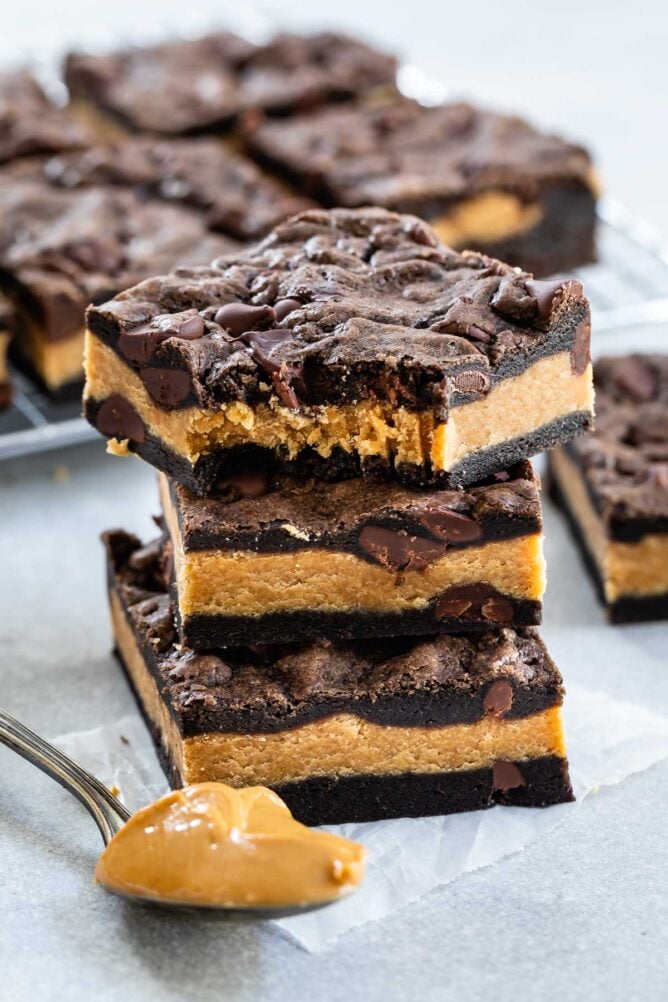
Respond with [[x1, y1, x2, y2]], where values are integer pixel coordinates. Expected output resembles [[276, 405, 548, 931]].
[[0, 708, 339, 918]]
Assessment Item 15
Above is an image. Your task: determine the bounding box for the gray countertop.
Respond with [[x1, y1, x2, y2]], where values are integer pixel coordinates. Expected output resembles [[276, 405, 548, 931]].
[[2, 2, 668, 998]]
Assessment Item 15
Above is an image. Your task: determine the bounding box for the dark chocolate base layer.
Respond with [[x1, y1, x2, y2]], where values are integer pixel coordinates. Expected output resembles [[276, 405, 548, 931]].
[[179, 597, 542, 648], [474, 185, 596, 278], [549, 470, 668, 624], [86, 394, 591, 495]]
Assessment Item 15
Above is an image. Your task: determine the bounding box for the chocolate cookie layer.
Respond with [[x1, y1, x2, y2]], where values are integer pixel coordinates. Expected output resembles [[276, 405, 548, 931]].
[[64, 32, 397, 136], [549, 354, 668, 622], [22, 136, 313, 242], [105, 528, 573, 824], [245, 95, 597, 276], [0, 69, 94, 164], [160, 462, 545, 645], [0, 178, 236, 394], [84, 207, 594, 491]]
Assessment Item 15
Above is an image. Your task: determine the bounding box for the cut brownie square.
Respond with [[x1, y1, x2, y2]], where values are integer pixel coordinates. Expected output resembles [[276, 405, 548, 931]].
[[84, 207, 594, 493], [549, 354, 668, 623], [245, 95, 597, 277], [25, 136, 313, 242], [64, 32, 397, 137], [105, 529, 574, 826], [0, 68, 94, 164], [0, 179, 237, 397], [159, 460, 545, 646]]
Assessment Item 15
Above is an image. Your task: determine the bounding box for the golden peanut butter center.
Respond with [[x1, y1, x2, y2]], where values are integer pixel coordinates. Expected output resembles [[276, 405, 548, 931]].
[[86, 333, 592, 473], [95, 782, 366, 908]]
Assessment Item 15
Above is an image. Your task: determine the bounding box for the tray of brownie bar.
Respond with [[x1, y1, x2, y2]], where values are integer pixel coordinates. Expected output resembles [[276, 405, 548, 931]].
[[1, 18, 668, 463]]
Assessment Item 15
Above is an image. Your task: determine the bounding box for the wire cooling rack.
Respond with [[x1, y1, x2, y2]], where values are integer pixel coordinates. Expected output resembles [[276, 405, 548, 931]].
[[2, 199, 668, 462]]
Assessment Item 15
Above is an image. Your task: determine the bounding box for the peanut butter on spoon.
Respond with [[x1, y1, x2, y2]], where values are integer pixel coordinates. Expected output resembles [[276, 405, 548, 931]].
[[95, 782, 367, 909]]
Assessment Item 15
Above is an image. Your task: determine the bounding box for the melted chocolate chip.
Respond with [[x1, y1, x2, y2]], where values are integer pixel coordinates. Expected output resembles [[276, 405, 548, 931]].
[[435, 584, 514, 622], [492, 760, 526, 792], [240, 328, 294, 375], [177, 315, 205, 340], [481, 596, 514, 623], [483, 680, 514, 718], [214, 302, 276, 335], [524, 278, 567, 323], [117, 323, 172, 364], [418, 507, 482, 543], [274, 298, 302, 322], [491, 277, 537, 322], [358, 525, 445, 572], [571, 315, 591, 376], [96, 394, 145, 442], [140, 367, 192, 408]]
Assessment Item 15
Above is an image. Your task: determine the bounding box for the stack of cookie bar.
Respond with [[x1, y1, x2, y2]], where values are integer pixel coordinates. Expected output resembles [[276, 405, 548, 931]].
[[86, 206, 594, 825]]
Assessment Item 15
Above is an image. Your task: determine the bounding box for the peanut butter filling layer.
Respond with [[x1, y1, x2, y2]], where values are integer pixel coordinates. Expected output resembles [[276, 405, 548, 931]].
[[20, 319, 85, 390], [112, 589, 566, 789], [551, 448, 668, 601], [430, 192, 543, 249], [161, 475, 545, 617], [87, 333, 592, 473]]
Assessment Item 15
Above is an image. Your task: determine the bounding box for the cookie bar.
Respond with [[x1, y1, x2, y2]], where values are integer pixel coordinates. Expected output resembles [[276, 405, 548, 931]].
[[159, 461, 545, 646], [0, 179, 236, 397], [246, 95, 597, 276], [0, 294, 14, 409], [106, 529, 573, 825], [0, 69, 94, 164], [64, 32, 397, 137], [549, 354, 668, 623], [84, 207, 594, 493], [26, 136, 313, 241]]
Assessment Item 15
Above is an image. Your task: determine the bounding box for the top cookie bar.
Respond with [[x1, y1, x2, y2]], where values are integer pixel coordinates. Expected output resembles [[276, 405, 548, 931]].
[[64, 32, 397, 136], [83, 207, 594, 494], [246, 94, 597, 276]]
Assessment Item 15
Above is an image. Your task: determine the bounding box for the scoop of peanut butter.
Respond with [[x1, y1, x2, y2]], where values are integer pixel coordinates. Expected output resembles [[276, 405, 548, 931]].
[[95, 783, 366, 908]]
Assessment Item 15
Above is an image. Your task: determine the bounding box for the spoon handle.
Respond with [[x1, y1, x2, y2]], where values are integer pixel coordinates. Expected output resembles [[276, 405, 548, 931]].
[[0, 708, 131, 845]]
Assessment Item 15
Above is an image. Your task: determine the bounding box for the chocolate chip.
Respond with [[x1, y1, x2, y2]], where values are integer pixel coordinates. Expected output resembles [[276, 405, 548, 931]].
[[483, 680, 514, 718], [492, 760, 526, 793], [481, 596, 514, 623], [571, 315, 591, 376], [466, 325, 492, 343], [96, 394, 145, 443], [451, 369, 491, 395], [217, 470, 270, 499], [140, 368, 192, 408], [177, 315, 205, 340], [128, 538, 162, 571], [274, 298, 302, 322], [524, 278, 582, 324], [240, 328, 293, 376], [418, 507, 482, 543], [434, 597, 472, 618], [614, 357, 657, 402], [359, 525, 445, 572], [117, 323, 171, 364], [214, 302, 276, 336]]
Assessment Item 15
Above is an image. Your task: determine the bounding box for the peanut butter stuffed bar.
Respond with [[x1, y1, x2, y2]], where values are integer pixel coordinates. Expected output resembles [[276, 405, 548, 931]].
[[246, 95, 597, 277], [84, 207, 594, 492], [159, 461, 545, 646], [106, 529, 573, 826], [549, 354, 668, 622]]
